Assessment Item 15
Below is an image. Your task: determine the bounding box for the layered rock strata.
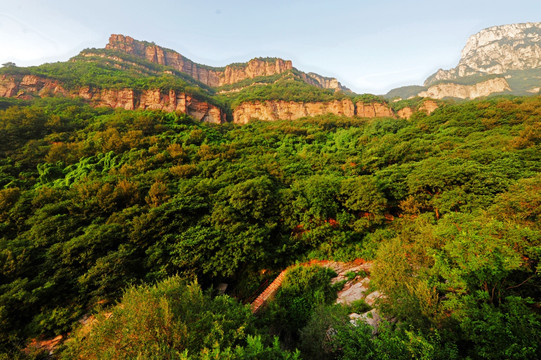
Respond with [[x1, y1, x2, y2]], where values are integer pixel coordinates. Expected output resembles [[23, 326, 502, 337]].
[[396, 100, 439, 119], [0, 75, 66, 98], [232, 100, 395, 124], [0, 75, 225, 123], [426, 22, 541, 85], [418, 77, 511, 99], [106, 34, 349, 91]]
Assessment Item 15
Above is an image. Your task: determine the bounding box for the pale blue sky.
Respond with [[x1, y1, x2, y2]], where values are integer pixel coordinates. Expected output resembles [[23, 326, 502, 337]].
[[1, 0, 539, 93]]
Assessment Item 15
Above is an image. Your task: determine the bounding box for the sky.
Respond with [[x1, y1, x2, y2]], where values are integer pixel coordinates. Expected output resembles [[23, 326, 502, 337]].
[[1, 0, 540, 94]]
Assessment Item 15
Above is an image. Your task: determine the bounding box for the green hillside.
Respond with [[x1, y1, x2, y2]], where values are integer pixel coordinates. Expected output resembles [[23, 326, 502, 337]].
[[1, 48, 373, 118], [0, 95, 540, 358]]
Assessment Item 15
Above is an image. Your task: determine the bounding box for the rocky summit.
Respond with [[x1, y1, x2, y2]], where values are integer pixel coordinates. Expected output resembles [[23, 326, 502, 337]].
[[1, 24, 540, 122], [388, 22, 541, 99], [106, 34, 350, 92], [0, 34, 419, 123], [426, 22, 541, 84]]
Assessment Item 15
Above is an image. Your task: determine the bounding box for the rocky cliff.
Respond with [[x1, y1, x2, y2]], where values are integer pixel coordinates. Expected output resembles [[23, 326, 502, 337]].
[[106, 34, 223, 86], [425, 22, 541, 85], [303, 72, 348, 91], [106, 34, 349, 91], [78, 87, 224, 123], [396, 100, 439, 119], [0, 74, 67, 98], [0, 74, 398, 124], [0, 74, 225, 123], [418, 77, 511, 99], [233, 100, 394, 124], [355, 102, 395, 118], [386, 22, 541, 100]]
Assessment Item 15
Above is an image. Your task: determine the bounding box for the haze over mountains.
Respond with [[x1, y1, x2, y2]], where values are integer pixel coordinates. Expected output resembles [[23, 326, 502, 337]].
[[386, 22, 541, 99], [0, 22, 540, 125], [0, 34, 412, 123]]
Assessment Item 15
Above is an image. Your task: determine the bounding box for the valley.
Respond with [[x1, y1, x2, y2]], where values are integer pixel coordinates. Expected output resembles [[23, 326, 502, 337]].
[[0, 22, 540, 359]]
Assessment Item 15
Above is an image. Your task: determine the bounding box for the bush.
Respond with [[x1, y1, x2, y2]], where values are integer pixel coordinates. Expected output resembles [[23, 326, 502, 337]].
[[61, 277, 273, 359]]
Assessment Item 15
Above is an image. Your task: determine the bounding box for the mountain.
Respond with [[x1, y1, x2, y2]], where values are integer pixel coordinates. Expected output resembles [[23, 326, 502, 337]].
[[387, 22, 541, 99], [105, 34, 350, 92], [1, 34, 425, 123], [2, 30, 540, 360]]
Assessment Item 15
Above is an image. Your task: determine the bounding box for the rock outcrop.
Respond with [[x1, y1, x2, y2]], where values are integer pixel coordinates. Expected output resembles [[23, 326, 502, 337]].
[[1, 74, 396, 124], [302, 72, 349, 91], [397, 107, 414, 119], [0, 75, 225, 123], [233, 99, 394, 124], [418, 77, 511, 99], [107, 34, 222, 86], [0, 74, 66, 99], [419, 99, 439, 114], [233, 99, 354, 124], [78, 87, 224, 123], [106, 34, 349, 91], [387, 22, 541, 100], [355, 102, 395, 118], [396, 100, 439, 119], [426, 22, 541, 85]]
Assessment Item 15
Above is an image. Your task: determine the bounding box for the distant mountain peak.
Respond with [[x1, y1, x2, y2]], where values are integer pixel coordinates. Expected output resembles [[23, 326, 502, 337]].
[[425, 22, 541, 86], [105, 34, 349, 92], [387, 22, 541, 100]]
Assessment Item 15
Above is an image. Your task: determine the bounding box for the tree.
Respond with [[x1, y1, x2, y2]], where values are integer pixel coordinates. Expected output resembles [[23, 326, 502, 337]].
[[62, 277, 297, 359]]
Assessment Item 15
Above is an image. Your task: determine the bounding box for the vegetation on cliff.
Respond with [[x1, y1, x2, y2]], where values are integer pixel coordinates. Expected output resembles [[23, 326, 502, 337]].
[[1, 50, 390, 120], [0, 95, 540, 358], [221, 77, 349, 110], [0, 51, 219, 107]]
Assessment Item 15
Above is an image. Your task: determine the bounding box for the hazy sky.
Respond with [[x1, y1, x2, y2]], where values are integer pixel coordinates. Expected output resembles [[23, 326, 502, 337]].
[[1, 0, 539, 94]]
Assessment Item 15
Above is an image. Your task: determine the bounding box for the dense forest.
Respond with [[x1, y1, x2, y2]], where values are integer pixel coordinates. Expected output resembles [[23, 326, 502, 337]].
[[0, 95, 540, 359]]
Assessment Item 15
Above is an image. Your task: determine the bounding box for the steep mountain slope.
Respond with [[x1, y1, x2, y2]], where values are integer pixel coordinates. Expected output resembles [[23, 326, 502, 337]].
[[106, 34, 350, 92], [387, 22, 541, 99], [426, 22, 541, 84], [1, 34, 413, 123]]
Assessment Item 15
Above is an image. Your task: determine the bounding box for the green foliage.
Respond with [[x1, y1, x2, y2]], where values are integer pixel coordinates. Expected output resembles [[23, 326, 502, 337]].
[[260, 265, 337, 348], [334, 321, 460, 360], [384, 85, 427, 100], [352, 93, 387, 104], [348, 299, 371, 314], [62, 277, 298, 359], [0, 96, 540, 357], [299, 304, 349, 360], [220, 76, 348, 109]]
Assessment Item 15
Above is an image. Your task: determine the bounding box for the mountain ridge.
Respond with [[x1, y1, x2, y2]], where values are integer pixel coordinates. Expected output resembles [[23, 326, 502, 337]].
[[387, 22, 541, 99], [426, 22, 541, 85], [106, 34, 350, 92], [2, 34, 418, 123]]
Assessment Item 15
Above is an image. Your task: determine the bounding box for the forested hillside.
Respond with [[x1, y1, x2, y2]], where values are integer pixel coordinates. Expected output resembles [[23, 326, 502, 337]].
[[0, 95, 540, 358]]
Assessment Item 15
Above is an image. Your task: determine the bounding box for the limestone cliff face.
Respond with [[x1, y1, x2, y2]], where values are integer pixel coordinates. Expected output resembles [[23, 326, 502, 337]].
[[0, 74, 66, 99], [397, 100, 439, 119], [233, 100, 354, 124], [107, 34, 222, 86], [418, 77, 511, 99], [355, 102, 395, 118], [77, 87, 225, 123], [397, 107, 414, 119], [106, 34, 349, 91], [222, 59, 293, 86], [302, 72, 350, 92], [233, 100, 394, 124], [106, 34, 291, 87], [0, 75, 225, 123], [425, 22, 541, 85]]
